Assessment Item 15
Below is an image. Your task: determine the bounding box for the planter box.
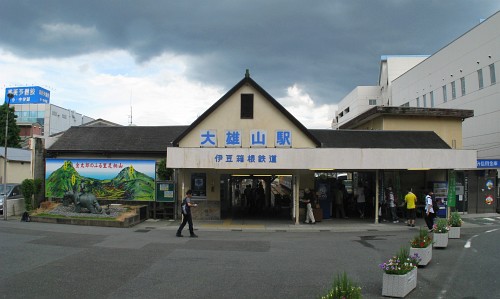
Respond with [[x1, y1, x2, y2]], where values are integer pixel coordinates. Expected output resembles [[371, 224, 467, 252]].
[[410, 244, 432, 266], [433, 232, 449, 248], [382, 268, 417, 297], [449, 226, 461, 239]]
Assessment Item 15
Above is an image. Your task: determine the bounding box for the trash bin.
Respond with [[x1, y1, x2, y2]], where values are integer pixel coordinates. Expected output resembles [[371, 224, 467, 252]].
[[436, 204, 447, 218]]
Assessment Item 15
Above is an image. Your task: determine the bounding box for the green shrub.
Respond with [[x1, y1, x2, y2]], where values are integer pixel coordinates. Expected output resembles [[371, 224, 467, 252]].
[[320, 272, 362, 299], [448, 211, 463, 227], [20, 179, 35, 211]]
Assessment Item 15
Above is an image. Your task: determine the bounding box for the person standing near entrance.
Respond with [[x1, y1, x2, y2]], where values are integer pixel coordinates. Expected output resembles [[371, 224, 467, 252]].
[[176, 189, 198, 237], [355, 181, 366, 219], [334, 182, 348, 219], [301, 188, 316, 224], [387, 187, 399, 223], [404, 189, 417, 227], [424, 191, 436, 231]]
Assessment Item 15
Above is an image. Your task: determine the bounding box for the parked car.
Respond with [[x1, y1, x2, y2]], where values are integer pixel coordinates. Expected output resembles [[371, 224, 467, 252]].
[[0, 183, 23, 215]]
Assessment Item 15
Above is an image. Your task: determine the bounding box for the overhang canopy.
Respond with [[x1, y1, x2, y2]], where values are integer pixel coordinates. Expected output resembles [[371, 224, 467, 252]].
[[166, 147, 477, 170]]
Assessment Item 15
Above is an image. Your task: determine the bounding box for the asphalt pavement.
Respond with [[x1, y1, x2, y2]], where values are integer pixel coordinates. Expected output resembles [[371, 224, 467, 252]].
[[1, 212, 499, 299]]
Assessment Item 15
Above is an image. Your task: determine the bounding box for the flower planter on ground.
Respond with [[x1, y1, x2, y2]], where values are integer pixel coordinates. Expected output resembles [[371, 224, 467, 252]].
[[449, 226, 460, 239], [433, 232, 449, 248], [382, 268, 417, 298], [410, 244, 432, 266]]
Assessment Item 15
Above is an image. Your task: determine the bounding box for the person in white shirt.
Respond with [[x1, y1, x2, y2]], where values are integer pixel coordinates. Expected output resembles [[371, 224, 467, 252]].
[[424, 191, 436, 232]]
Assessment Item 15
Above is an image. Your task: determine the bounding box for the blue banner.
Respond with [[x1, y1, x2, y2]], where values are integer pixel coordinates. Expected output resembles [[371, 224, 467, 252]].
[[5, 86, 50, 104], [477, 159, 500, 168]]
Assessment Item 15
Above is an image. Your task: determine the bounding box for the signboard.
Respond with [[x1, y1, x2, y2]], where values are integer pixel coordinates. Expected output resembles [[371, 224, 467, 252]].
[[477, 159, 500, 168], [45, 158, 156, 201], [156, 181, 175, 202], [5, 86, 50, 104]]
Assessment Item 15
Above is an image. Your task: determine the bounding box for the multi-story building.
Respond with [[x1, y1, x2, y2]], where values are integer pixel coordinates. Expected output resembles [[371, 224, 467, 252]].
[[4, 86, 95, 146], [336, 11, 500, 161]]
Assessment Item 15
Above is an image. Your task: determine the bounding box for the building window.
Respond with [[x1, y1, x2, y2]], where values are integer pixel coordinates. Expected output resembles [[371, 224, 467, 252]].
[[460, 77, 466, 96], [339, 111, 344, 117], [451, 81, 456, 99], [416, 97, 420, 107], [369, 99, 377, 105], [402, 102, 410, 107], [422, 94, 427, 108], [240, 94, 254, 119], [430, 91, 434, 107], [478, 69, 484, 89], [344, 107, 350, 114], [442, 85, 447, 102], [490, 63, 496, 85]]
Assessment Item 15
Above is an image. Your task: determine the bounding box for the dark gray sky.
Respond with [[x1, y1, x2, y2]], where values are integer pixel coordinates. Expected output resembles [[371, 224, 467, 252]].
[[1, 1, 498, 127]]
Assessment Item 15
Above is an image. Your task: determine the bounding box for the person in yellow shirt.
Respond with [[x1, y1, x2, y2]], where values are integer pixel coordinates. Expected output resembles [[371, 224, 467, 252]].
[[404, 189, 417, 227]]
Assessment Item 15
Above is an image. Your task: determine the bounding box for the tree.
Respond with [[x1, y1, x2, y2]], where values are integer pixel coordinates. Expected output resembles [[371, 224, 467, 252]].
[[0, 104, 21, 148], [157, 158, 173, 180]]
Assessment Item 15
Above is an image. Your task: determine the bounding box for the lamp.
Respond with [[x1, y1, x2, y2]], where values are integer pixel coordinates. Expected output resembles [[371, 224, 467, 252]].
[[3, 91, 14, 220]]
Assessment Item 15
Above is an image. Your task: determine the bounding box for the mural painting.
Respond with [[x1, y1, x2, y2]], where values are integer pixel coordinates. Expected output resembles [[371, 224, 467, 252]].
[[46, 159, 156, 201]]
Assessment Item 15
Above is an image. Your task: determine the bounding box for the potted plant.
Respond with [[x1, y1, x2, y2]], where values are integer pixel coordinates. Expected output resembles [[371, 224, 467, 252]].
[[433, 218, 450, 248], [448, 211, 463, 239], [410, 227, 433, 266], [379, 246, 420, 298], [320, 271, 362, 299]]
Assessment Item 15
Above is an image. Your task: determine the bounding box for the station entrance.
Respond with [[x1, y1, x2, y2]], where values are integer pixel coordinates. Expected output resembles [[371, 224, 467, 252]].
[[220, 174, 293, 220]]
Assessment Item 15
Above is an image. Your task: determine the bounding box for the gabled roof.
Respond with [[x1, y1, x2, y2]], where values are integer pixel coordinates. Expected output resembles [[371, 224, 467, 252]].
[[46, 126, 451, 157], [172, 73, 321, 147], [309, 129, 451, 149], [81, 118, 122, 127], [47, 126, 189, 155]]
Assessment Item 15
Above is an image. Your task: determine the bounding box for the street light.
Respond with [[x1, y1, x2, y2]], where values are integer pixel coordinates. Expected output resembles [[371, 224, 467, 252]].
[[3, 91, 14, 220]]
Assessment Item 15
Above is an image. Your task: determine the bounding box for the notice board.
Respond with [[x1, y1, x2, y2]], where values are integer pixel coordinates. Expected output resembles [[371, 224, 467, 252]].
[[156, 181, 175, 202]]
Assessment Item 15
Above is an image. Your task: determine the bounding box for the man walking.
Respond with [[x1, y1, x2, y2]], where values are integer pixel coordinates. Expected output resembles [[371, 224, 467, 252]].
[[424, 191, 436, 232], [176, 189, 198, 238]]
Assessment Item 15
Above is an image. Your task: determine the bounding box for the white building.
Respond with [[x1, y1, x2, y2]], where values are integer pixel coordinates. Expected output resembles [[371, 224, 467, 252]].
[[336, 11, 500, 161], [12, 103, 94, 138]]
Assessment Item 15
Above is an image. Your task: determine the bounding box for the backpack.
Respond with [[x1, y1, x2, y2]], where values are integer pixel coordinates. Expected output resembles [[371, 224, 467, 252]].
[[181, 198, 188, 215], [432, 196, 439, 213]]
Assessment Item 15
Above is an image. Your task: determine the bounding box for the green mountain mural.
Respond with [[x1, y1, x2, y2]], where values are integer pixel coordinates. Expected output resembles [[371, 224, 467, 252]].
[[46, 161, 155, 201]]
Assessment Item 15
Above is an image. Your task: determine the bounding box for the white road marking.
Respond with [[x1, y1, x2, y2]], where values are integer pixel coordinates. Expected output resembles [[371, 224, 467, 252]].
[[483, 217, 496, 221], [464, 234, 479, 248]]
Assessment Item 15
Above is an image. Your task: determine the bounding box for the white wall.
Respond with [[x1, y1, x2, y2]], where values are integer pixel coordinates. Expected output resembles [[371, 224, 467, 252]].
[[391, 12, 500, 159], [335, 86, 381, 126]]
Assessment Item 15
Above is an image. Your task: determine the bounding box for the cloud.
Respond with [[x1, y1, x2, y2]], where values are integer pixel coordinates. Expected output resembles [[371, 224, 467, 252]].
[[0, 1, 498, 128]]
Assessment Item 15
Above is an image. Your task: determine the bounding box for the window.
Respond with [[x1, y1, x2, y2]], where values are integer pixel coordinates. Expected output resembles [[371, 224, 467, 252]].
[[339, 111, 344, 117], [490, 63, 496, 85], [442, 85, 447, 102], [423, 94, 427, 108], [369, 99, 377, 105], [240, 94, 254, 119], [402, 102, 410, 107], [430, 91, 434, 107], [460, 77, 466, 96], [344, 107, 350, 114], [416, 97, 420, 107], [451, 81, 456, 99], [478, 69, 484, 89]]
